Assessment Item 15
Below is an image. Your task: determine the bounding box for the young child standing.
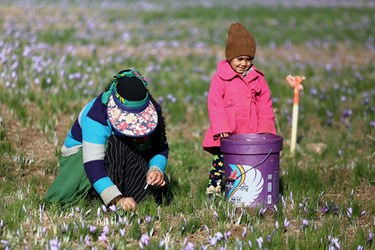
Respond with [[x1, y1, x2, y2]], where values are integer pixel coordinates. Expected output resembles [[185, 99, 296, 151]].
[[202, 23, 276, 195]]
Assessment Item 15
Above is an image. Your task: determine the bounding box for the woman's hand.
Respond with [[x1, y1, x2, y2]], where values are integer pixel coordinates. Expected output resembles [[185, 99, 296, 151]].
[[116, 197, 137, 211], [146, 169, 166, 187]]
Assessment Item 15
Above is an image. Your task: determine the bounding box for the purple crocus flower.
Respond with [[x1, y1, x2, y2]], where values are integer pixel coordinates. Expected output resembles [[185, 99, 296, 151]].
[[273, 204, 278, 214], [98, 233, 107, 242], [328, 236, 341, 249], [184, 242, 194, 250], [341, 109, 352, 118], [213, 210, 219, 220], [49, 237, 61, 250], [102, 225, 109, 234], [334, 204, 339, 215], [101, 205, 107, 213], [167, 94, 176, 103], [84, 235, 91, 247], [145, 216, 152, 224], [120, 228, 126, 237], [256, 237, 263, 249], [275, 220, 279, 229], [139, 234, 150, 248], [370, 121, 375, 128], [224, 231, 231, 240], [321, 204, 330, 214], [215, 232, 224, 241], [367, 232, 373, 246], [267, 234, 272, 242], [109, 204, 117, 212], [347, 207, 352, 219], [310, 87, 318, 97], [284, 218, 290, 229], [210, 236, 218, 246], [258, 207, 267, 216], [89, 225, 97, 233], [302, 219, 309, 228], [159, 239, 165, 248], [242, 228, 247, 239]]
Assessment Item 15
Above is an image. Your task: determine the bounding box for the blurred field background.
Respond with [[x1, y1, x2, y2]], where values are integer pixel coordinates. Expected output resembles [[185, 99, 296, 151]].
[[0, 0, 374, 249]]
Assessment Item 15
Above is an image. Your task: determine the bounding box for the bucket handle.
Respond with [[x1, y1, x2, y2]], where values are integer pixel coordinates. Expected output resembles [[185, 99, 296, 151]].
[[225, 149, 273, 183]]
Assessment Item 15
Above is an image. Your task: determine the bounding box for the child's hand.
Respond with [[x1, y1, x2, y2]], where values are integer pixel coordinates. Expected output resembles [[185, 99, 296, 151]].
[[214, 132, 231, 140], [146, 169, 166, 187], [117, 197, 137, 211]]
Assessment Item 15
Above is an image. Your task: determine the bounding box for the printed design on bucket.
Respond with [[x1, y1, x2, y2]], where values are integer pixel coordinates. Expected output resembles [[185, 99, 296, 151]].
[[227, 164, 264, 205]]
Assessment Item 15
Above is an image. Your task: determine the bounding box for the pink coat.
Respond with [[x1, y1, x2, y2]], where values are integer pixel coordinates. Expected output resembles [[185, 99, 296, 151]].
[[202, 60, 276, 152]]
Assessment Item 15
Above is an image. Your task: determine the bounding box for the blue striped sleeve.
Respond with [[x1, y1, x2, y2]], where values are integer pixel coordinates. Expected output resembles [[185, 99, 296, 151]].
[[93, 177, 114, 194], [149, 154, 167, 173]]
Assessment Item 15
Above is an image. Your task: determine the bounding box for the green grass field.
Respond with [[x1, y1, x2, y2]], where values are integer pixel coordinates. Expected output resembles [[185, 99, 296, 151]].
[[0, 0, 374, 249]]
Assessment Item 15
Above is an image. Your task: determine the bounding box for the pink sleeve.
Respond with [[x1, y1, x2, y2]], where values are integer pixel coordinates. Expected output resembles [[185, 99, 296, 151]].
[[207, 74, 232, 136]]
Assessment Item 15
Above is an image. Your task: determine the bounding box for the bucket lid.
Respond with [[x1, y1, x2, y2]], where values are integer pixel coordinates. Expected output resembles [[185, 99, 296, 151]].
[[221, 134, 283, 155]]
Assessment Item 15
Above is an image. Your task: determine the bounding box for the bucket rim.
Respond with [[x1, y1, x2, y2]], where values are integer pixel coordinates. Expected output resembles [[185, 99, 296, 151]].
[[221, 133, 283, 145]]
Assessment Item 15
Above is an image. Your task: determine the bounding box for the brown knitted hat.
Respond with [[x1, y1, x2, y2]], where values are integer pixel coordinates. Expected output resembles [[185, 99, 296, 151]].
[[225, 23, 256, 61]]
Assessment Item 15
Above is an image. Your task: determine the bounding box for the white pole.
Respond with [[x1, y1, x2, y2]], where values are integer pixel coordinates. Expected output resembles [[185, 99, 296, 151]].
[[290, 103, 299, 154], [286, 75, 305, 155]]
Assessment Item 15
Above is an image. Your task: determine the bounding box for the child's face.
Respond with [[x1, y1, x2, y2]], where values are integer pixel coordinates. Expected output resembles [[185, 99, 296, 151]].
[[229, 55, 253, 74]]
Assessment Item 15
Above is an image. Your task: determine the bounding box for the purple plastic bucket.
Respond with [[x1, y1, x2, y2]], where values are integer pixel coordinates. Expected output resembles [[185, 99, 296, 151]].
[[221, 134, 283, 208]]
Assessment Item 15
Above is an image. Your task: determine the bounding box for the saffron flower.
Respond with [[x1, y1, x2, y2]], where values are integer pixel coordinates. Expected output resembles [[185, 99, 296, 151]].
[[49, 237, 61, 250], [367, 232, 373, 247], [256, 237, 263, 249], [140, 234, 150, 249], [98, 233, 107, 242], [328, 236, 341, 249], [109, 204, 117, 212], [145, 215, 152, 223], [224, 231, 231, 240], [347, 207, 352, 219], [215, 232, 224, 241], [273, 204, 278, 214], [334, 203, 339, 214], [84, 235, 91, 247], [242, 227, 247, 239], [89, 225, 97, 233], [184, 242, 194, 250], [159, 239, 165, 248], [302, 219, 309, 228], [284, 218, 290, 229], [102, 225, 109, 234], [321, 204, 330, 214], [210, 236, 218, 246], [258, 207, 267, 216]]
